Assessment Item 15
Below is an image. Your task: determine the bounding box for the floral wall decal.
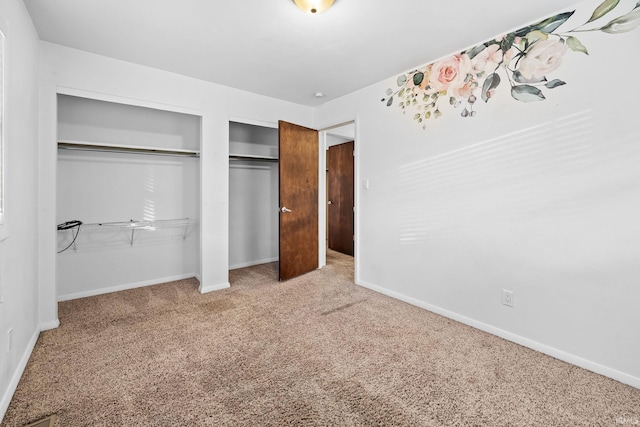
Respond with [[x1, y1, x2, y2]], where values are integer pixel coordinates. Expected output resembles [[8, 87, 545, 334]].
[[381, 0, 640, 127]]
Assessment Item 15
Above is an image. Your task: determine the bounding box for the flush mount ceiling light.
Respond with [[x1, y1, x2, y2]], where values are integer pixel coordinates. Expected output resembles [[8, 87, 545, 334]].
[[293, 0, 335, 14]]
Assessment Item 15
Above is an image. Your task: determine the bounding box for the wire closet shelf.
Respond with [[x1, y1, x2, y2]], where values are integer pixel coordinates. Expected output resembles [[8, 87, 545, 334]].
[[57, 218, 196, 252]]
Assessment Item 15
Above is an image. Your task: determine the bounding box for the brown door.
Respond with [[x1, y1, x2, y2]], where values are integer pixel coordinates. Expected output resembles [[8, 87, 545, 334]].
[[278, 121, 319, 281], [327, 141, 354, 256]]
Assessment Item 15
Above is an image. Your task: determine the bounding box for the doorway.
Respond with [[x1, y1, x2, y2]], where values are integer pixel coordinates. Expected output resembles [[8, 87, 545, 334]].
[[327, 140, 354, 256], [321, 121, 357, 276]]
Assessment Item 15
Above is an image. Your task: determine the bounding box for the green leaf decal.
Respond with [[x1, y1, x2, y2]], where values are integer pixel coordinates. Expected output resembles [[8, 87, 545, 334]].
[[539, 11, 576, 33], [545, 79, 566, 89], [500, 33, 516, 52], [481, 73, 501, 102], [526, 30, 549, 43], [587, 0, 621, 23], [513, 70, 547, 84], [386, 96, 393, 107], [601, 7, 640, 33], [397, 75, 407, 87], [466, 42, 490, 60], [413, 72, 425, 86], [566, 36, 589, 54], [516, 11, 575, 37], [511, 85, 546, 102]]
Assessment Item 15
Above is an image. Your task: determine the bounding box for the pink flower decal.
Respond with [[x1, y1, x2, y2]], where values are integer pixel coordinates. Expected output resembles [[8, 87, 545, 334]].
[[429, 54, 472, 93]]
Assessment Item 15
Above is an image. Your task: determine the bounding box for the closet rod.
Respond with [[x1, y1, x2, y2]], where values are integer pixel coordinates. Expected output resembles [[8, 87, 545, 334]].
[[229, 155, 278, 162], [58, 142, 200, 158]]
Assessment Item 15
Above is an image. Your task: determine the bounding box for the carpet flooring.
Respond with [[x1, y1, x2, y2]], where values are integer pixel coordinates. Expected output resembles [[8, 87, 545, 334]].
[[3, 250, 640, 426]]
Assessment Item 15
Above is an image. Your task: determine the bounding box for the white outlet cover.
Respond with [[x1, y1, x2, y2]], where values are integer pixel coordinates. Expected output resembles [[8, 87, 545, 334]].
[[502, 290, 514, 307]]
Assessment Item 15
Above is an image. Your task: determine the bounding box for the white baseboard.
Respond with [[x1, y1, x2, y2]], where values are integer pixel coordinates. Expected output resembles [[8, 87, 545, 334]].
[[39, 319, 60, 331], [356, 279, 640, 390], [229, 257, 278, 270], [57, 273, 198, 301], [199, 281, 230, 294], [0, 327, 39, 422]]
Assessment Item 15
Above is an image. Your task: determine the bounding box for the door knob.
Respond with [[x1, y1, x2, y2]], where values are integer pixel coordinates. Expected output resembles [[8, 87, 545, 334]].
[[280, 207, 292, 213], [328, 200, 333, 205]]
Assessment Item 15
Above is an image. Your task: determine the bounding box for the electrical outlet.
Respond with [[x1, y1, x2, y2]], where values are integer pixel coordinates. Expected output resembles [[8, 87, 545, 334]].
[[502, 290, 514, 307], [7, 328, 13, 352]]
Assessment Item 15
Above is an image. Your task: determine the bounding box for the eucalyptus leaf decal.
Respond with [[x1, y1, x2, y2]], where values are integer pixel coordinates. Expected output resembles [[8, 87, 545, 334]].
[[545, 79, 566, 89], [513, 70, 547, 84], [601, 7, 640, 33], [481, 73, 500, 103], [380, 1, 640, 127], [515, 11, 575, 37], [511, 85, 546, 102], [526, 30, 549, 43], [413, 72, 424, 86], [566, 36, 589, 54], [587, 0, 621, 23], [538, 11, 575, 33], [467, 43, 489, 60], [500, 33, 516, 52]]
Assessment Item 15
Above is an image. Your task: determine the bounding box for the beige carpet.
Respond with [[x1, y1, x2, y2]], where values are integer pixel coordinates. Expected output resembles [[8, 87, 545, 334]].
[[3, 250, 639, 426]]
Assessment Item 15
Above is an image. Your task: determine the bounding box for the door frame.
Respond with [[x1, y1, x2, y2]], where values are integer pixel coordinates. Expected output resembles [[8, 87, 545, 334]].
[[227, 115, 359, 284], [317, 119, 359, 283]]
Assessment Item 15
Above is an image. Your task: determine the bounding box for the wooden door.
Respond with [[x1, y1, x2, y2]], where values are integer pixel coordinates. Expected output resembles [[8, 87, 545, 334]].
[[278, 121, 319, 281], [327, 141, 354, 256]]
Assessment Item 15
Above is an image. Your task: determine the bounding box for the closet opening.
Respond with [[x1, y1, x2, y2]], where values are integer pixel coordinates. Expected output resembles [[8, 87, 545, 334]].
[[228, 118, 358, 284], [55, 94, 202, 301], [228, 121, 279, 273]]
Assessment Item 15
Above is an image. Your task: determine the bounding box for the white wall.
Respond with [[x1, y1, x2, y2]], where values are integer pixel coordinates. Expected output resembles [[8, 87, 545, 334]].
[[56, 95, 200, 299], [229, 122, 279, 269], [315, 0, 640, 387], [0, 0, 41, 420], [38, 41, 314, 327]]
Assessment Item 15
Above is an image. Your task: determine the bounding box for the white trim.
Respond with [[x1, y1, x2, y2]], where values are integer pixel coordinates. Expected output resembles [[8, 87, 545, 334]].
[[229, 257, 278, 270], [199, 281, 230, 294], [57, 273, 198, 301], [357, 279, 640, 390], [39, 319, 60, 331], [0, 327, 39, 421], [228, 115, 278, 129], [0, 25, 7, 243], [318, 131, 326, 269], [56, 86, 203, 117], [317, 117, 358, 276]]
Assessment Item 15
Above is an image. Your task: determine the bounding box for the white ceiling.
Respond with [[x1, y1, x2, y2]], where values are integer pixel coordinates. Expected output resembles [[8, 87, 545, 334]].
[[23, 0, 581, 106]]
